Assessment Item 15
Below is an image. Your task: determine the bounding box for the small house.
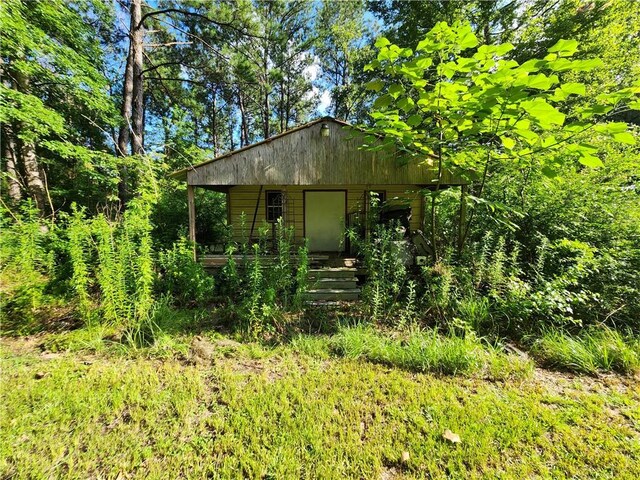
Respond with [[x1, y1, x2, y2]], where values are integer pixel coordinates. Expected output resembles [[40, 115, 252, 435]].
[[171, 116, 465, 268]]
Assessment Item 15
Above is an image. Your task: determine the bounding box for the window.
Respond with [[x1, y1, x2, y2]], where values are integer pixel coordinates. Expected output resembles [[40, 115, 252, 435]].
[[368, 190, 386, 206], [265, 190, 284, 222]]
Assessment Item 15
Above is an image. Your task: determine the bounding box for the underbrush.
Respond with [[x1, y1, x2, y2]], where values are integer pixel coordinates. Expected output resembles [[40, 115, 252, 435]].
[[329, 325, 533, 378], [530, 328, 640, 375]]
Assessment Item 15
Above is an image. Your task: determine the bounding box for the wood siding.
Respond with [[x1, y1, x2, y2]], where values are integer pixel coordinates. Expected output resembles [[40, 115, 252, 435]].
[[186, 120, 463, 186], [228, 184, 425, 243]]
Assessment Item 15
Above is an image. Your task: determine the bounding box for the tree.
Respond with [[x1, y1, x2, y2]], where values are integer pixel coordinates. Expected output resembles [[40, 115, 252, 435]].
[[316, 0, 373, 120], [1, 0, 118, 214], [363, 22, 639, 260]]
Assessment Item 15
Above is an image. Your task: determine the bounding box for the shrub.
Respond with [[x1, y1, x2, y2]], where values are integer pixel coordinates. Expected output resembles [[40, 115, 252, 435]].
[[0, 201, 57, 333], [349, 221, 412, 323], [157, 238, 214, 306], [219, 219, 309, 339]]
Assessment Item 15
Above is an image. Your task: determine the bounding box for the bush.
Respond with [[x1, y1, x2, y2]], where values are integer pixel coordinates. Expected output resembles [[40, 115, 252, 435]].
[[157, 238, 214, 306], [219, 218, 310, 339], [0, 201, 58, 333], [349, 221, 413, 323]]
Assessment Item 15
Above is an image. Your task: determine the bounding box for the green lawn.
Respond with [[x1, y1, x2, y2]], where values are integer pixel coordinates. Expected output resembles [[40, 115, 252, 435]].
[[2, 336, 639, 479]]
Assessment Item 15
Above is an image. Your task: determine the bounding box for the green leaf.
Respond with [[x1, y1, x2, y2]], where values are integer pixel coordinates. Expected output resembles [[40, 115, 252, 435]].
[[373, 94, 394, 109], [613, 132, 636, 145], [415, 57, 433, 69], [458, 25, 478, 49], [406, 115, 423, 127], [501, 136, 516, 150], [495, 43, 515, 56], [375, 37, 391, 48], [397, 97, 415, 112], [517, 73, 558, 90], [560, 83, 586, 96], [568, 58, 604, 71], [519, 59, 546, 73], [365, 80, 384, 92], [629, 100, 640, 110], [521, 99, 566, 126], [514, 128, 539, 145], [548, 39, 579, 57], [542, 166, 559, 178], [416, 37, 433, 52], [578, 154, 604, 168], [594, 122, 628, 134], [389, 84, 404, 98], [364, 60, 380, 72]]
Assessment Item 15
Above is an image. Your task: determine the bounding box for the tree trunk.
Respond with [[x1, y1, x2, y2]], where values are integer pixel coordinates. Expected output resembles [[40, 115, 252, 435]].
[[21, 140, 47, 214], [117, 16, 134, 205], [228, 114, 235, 151], [14, 72, 47, 214], [2, 124, 23, 204], [194, 116, 200, 148], [263, 79, 270, 139], [210, 88, 218, 156], [117, 44, 133, 157], [279, 79, 285, 133], [238, 91, 248, 147], [130, 0, 144, 155]]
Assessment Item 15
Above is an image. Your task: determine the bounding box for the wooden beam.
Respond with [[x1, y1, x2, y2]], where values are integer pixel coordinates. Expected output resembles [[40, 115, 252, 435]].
[[187, 184, 196, 259]]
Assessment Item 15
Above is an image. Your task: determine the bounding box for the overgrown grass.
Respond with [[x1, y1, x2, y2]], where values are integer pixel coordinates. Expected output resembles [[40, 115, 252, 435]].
[[330, 325, 533, 378], [531, 328, 640, 375], [1, 340, 638, 479]]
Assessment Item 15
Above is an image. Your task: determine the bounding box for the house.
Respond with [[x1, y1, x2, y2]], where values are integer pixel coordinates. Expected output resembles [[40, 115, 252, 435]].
[[171, 116, 465, 267]]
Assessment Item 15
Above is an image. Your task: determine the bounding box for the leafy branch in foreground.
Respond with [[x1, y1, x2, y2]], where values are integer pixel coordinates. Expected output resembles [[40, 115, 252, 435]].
[[362, 21, 639, 257]]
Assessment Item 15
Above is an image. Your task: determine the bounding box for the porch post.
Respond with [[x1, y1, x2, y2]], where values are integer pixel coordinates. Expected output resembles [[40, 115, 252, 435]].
[[187, 184, 196, 259]]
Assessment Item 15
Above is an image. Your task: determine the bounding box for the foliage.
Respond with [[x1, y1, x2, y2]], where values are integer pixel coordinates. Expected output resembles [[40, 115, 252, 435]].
[[349, 221, 412, 322], [151, 182, 229, 251], [0, 202, 56, 333], [530, 328, 640, 375], [219, 219, 310, 338], [0, 0, 120, 209], [330, 325, 502, 376], [363, 21, 639, 258], [156, 238, 214, 307]]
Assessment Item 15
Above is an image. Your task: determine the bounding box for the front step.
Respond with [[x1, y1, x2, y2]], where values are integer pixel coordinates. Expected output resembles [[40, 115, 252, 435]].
[[309, 278, 357, 289], [304, 289, 360, 301], [308, 267, 357, 279], [305, 268, 360, 302]]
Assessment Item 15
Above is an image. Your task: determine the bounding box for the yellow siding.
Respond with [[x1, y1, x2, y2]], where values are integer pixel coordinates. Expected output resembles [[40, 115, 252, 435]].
[[228, 184, 424, 243]]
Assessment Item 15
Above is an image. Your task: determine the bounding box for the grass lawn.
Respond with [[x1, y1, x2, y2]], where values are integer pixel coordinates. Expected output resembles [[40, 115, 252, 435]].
[[1, 335, 639, 479]]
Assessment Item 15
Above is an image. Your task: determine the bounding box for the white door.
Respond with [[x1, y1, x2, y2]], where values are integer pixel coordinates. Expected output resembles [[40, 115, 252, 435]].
[[304, 191, 346, 252]]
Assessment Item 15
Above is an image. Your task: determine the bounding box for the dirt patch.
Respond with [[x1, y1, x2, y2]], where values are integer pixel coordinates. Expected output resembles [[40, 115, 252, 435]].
[[532, 367, 639, 397], [189, 336, 241, 365], [0, 336, 44, 356]]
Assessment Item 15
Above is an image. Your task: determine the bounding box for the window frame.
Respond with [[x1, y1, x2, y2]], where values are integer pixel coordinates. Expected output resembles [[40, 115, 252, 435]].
[[368, 190, 386, 205], [265, 190, 284, 223]]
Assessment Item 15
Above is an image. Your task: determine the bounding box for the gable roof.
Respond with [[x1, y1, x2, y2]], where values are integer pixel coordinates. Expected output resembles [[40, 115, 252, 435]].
[[171, 116, 464, 186]]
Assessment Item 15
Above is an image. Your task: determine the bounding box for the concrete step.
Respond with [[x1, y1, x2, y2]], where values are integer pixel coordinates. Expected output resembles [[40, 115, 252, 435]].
[[308, 268, 357, 279], [309, 278, 358, 289], [304, 288, 360, 301]]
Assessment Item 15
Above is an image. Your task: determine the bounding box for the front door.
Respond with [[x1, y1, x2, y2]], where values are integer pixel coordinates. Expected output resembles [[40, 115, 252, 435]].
[[304, 190, 346, 252]]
